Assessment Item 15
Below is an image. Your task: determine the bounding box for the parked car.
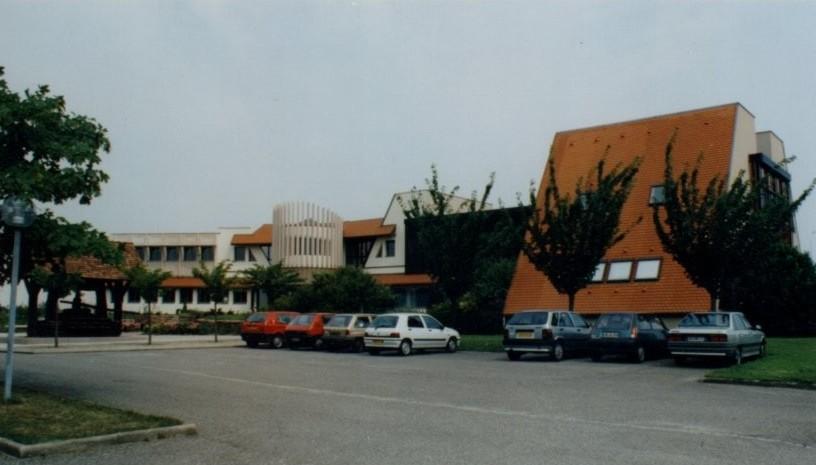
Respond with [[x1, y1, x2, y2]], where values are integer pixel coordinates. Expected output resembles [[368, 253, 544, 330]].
[[241, 311, 300, 348], [589, 313, 669, 363], [668, 312, 766, 365], [503, 310, 591, 361], [364, 313, 459, 356], [322, 313, 375, 352], [285, 312, 334, 349]]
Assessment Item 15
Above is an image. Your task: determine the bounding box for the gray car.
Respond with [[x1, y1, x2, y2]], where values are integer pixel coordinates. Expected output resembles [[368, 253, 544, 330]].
[[668, 312, 766, 365], [503, 310, 591, 361]]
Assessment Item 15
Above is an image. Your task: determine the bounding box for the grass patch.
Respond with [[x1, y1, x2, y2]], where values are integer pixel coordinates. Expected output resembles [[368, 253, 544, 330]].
[[460, 334, 503, 352], [0, 387, 181, 444], [705, 338, 816, 388]]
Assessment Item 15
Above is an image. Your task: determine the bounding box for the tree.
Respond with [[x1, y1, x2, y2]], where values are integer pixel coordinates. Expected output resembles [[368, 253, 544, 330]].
[[123, 264, 171, 345], [275, 267, 394, 314], [193, 261, 236, 342], [652, 136, 813, 311], [522, 150, 641, 311], [401, 165, 528, 329], [241, 263, 303, 310]]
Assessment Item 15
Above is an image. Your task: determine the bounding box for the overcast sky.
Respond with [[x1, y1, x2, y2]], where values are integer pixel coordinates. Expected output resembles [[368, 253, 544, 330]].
[[2, 1, 815, 256]]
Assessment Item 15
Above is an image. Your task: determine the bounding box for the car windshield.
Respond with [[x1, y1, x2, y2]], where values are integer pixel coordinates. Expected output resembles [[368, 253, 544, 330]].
[[327, 315, 352, 327], [246, 312, 266, 323], [371, 315, 399, 328], [594, 314, 633, 330], [678, 313, 730, 328], [507, 312, 549, 325], [291, 314, 314, 325]]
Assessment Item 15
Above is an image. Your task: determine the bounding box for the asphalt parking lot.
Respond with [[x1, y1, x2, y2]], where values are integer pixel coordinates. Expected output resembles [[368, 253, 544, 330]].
[[3, 347, 814, 465]]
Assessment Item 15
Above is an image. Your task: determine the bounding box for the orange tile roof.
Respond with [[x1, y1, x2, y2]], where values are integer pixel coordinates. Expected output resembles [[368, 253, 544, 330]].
[[161, 277, 205, 288], [65, 242, 141, 281], [504, 104, 739, 315], [372, 273, 434, 286], [343, 218, 395, 238], [231, 224, 273, 245]]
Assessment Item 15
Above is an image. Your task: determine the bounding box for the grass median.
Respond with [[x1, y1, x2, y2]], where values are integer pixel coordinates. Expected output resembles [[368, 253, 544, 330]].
[[705, 338, 816, 389], [0, 387, 181, 445], [459, 334, 503, 352]]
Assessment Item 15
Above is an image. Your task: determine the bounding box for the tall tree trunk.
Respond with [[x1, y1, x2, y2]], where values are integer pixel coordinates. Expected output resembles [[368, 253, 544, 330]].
[[568, 293, 576, 312], [24, 280, 40, 336], [212, 304, 219, 343], [709, 293, 720, 313], [147, 301, 152, 345]]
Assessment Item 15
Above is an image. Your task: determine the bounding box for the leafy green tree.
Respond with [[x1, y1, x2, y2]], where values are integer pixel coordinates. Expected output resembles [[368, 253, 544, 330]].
[[401, 165, 528, 329], [653, 137, 813, 311], [522, 150, 641, 311], [193, 261, 236, 342], [0, 67, 116, 333], [123, 264, 171, 345], [241, 263, 303, 309], [274, 267, 394, 313]]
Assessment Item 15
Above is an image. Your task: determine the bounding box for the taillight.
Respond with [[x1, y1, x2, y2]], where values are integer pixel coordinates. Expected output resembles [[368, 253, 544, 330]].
[[390, 332, 400, 338], [710, 334, 728, 343], [540, 329, 553, 339], [630, 326, 639, 338], [668, 334, 682, 342]]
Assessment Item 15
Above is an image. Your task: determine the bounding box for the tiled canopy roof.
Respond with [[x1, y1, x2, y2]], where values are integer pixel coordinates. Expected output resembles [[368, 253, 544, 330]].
[[231, 224, 273, 245], [373, 273, 434, 286], [64, 242, 141, 281], [343, 218, 395, 238]]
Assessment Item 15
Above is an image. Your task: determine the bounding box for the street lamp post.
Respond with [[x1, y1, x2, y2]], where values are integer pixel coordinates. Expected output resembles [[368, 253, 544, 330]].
[[2, 198, 35, 402]]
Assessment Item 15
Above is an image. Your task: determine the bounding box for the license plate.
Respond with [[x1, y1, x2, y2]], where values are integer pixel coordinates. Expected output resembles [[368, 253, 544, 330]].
[[602, 332, 618, 338], [516, 331, 533, 339], [290, 337, 300, 342], [371, 339, 384, 345], [687, 336, 705, 342]]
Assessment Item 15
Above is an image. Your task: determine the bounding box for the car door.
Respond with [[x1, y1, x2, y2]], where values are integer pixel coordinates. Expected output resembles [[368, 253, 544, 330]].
[[737, 314, 761, 351], [555, 312, 576, 351], [569, 313, 591, 351], [406, 315, 427, 348], [421, 315, 447, 349]]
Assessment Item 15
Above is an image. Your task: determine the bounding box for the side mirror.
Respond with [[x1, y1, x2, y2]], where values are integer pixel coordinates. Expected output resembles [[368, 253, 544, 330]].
[[755, 325, 763, 331]]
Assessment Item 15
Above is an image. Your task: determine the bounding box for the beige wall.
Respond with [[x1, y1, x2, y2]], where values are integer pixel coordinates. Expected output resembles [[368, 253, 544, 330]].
[[728, 104, 758, 183]]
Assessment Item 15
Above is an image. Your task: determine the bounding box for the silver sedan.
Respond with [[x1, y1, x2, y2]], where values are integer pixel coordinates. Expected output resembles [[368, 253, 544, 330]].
[[668, 312, 766, 365]]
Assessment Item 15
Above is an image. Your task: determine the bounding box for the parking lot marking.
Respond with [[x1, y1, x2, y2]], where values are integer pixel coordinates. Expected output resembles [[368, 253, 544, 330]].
[[132, 363, 811, 451]]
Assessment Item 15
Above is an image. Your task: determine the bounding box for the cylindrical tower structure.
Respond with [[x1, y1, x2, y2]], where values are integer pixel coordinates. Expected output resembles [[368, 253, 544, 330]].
[[272, 202, 343, 269]]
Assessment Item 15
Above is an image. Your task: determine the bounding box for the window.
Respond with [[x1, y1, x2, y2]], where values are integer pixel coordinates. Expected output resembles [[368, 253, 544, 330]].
[[649, 185, 666, 205], [571, 313, 589, 328], [183, 246, 198, 261], [407, 316, 425, 328], [248, 249, 256, 262], [232, 289, 247, 304], [148, 247, 162, 262], [162, 289, 176, 304], [200, 246, 214, 261], [197, 289, 211, 304], [507, 312, 549, 325], [422, 315, 444, 330], [165, 246, 179, 262], [591, 263, 606, 282], [355, 317, 370, 328], [135, 247, 146, 261], [634, 259, 661, 280], [385, 239, 396, 257], [127, 289, 140, 303], [607, 261, 633, 281], [372, 315, 398, 328], [234, 246, 247, 262], [179, 288, 194, 304], [638, 316, 651, 330], [557, 313, 574, 327]]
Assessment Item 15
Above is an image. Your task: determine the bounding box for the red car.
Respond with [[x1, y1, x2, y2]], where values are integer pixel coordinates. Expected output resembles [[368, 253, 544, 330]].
[[285, 312, 334, 349], [241, 311, 300, 349]]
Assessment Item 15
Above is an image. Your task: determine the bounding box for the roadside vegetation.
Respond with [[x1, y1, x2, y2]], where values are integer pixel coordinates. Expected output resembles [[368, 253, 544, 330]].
[[0, 387, 180, 444], [705, 338, 816, 388], [459, 334, 503, 352]]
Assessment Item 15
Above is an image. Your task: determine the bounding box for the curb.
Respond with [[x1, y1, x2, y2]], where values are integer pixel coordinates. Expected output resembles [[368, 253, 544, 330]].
[[702, 378, 816, 391], [2, 342, 243, 354], [0, 423, 197, 458]]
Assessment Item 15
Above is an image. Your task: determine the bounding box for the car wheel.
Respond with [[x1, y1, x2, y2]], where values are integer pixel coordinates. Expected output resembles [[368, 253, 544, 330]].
[[633, 345, 646, 363], [551, 342, 565, 362], [445, 337, 458, 353], [590, 351, 602, 362], [271, 335, 284, 349], [246, 340, 258, 348], [733, 347, 743, 365], [352, 338, 365, 353], [507, 351, 522, 361], [399, 339, 412, 356], [368, 348, 380, 356], [759, 340, 767, 358]]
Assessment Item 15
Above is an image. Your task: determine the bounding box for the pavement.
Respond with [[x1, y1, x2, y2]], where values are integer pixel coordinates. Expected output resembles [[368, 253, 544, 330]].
[[2, 347, 814, 465], [0, 333, 243, 353]]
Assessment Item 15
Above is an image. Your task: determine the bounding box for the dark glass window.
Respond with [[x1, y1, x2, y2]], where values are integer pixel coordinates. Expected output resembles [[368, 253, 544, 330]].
[[183, 246, 198, 261], [372, 315, 398, 328], [422, 315, 444, 330], [507, 312, 549, 325], [200, 246, 214, 261], [179, 288, 194, 304], [162, 289, 176, 304], [165, 246, 179, 262], [232, 289, 247, 304], [407, 316, 424, 328], [571, 313, 589, 328], [148, 247, 162, 262], [127, 289, 141, 303], [198, 289, 211, 304], [234, 246, 247, 262], [649, 185, 666, 205], [135, 247, 146, 261], [385, 239, 396, 257], [557, 313, 574, 327]]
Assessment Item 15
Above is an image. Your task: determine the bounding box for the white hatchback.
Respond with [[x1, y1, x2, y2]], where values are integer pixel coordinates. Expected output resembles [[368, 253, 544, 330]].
[[364, 313, 460, 356]]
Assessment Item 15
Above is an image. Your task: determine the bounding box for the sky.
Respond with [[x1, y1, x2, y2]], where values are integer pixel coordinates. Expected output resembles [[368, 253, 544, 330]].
[[1, 0, 816, 256]]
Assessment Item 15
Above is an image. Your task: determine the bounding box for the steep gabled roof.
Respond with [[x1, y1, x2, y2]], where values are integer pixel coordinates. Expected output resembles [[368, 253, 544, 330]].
[[231, 224, 273, 245]]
